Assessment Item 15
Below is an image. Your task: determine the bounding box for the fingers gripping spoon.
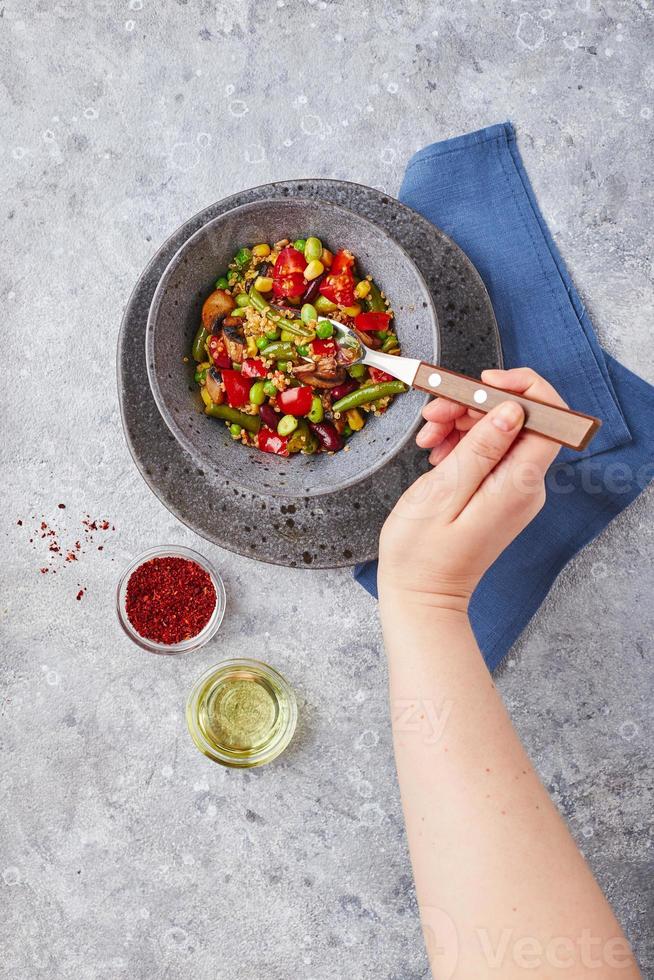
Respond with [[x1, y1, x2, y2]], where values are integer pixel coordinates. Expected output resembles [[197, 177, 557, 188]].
[[325, 318, 602, 452]]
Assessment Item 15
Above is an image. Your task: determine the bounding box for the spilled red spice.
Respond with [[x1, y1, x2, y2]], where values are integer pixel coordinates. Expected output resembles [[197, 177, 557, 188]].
[[125, 557, 216, 645], [76, 588, 85, 601]]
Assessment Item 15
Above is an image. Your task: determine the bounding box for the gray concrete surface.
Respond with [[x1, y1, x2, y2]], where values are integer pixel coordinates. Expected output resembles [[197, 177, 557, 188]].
[[1, 1, 652, 977]]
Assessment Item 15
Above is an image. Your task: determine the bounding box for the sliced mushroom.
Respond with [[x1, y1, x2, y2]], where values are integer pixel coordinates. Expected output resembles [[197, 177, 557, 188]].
[[205, 368, 224, 404], [201, 289, 236, 330], [221, 320, 246, 364]]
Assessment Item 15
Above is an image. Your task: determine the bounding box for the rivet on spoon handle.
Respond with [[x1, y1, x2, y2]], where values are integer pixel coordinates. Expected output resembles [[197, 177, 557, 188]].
[[414, 363, 601, 452]]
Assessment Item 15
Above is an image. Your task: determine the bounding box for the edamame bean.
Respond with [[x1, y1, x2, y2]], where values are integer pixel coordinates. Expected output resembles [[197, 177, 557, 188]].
[[277, 414, 298, 436], [301, 303, 317, 324], [235, 293, 251, 308], [293, 238, 307, 252], [308, 395, 324, 424], [304, 237, 323, 262], [315, 295, 337, 314], [263, 381, 278, 397], [348, 363, 366, 379], [249, 380, 266, 406], [316, 321, 334, 339]]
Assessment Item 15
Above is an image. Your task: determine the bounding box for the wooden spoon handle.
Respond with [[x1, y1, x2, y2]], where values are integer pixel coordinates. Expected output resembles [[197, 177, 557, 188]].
[[413, 363, 601, 451]]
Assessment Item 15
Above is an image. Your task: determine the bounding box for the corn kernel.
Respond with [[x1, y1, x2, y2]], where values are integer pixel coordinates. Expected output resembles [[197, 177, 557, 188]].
[[354, 280, 371, 299], [200, 386, 213, 408], [322, 249, 333, 268], [304, 259, 324, 281], [346, 408, 365, 431], [254, 275, 274, 292], [342, 303, 362, 317], [252, 244, 271, 257], [246, 336, 258, 357]]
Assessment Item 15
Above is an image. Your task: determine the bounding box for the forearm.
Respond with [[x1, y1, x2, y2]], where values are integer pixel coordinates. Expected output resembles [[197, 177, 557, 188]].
[[380, 586, 640, 979]]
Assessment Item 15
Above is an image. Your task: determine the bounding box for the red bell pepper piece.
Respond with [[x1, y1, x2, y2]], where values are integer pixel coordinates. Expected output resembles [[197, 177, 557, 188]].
[[257, 427, 289, 456], [368, 366, 394, 383], [277, 385, 313, 416], [241, 358, 268, 379], [222, 369, 252, 408], [311, 338, 336, 357], [354, 311, 392, 332], [319, 272, 356, 307], [330, 250, 355, 276], [207, 335, 231, 370]]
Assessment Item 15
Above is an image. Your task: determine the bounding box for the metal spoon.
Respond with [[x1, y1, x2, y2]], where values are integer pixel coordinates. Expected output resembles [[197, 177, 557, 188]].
[[322, 318, 601, 452]]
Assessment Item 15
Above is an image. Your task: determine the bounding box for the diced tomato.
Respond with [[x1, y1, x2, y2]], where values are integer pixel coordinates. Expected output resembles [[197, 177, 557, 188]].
[[319, 273, 356, 308], [311, 338, 336, 357], [354, 311, 392, 332], [272, 246, 308, 300], [330, 250, 355, 276], [272, 272, 306, 300], [257, 427, 289, 456], [277, 385, 313, 416], [368, 366, 394, 383], [274, 246, 307, 277], [222, 369, 252, 407], [241, 358, 268, 379]]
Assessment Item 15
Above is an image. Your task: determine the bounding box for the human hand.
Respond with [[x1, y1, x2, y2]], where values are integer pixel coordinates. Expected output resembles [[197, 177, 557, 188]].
[[378, 368, 566, 608]]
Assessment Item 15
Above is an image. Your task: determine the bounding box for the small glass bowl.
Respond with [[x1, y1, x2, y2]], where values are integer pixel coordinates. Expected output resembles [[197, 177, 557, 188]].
[[186, 659, 297, 768], [116, 545, 226, 655]]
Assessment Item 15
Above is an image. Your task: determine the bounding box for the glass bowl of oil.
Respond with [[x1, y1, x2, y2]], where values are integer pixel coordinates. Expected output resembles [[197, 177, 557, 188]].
[[186, 659, 297, 768]]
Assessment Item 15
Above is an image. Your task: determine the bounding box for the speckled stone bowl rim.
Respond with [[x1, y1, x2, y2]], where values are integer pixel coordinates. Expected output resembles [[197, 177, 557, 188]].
[[145, 197, 439, 498]]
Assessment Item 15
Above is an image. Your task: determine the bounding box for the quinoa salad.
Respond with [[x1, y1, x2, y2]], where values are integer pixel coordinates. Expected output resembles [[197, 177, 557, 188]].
[[190, 236, 406, 457]]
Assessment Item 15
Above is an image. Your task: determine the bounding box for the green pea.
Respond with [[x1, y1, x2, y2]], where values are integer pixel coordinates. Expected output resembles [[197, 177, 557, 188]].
[[263, 381, 278, 397], [296, 344, 310, 357], [293, 238, 307, 252], [234, 247, 252, 269], [215, 276, 230, 289], [265, 327, 280, 340], [249, 381, 266, 406], [276, 361, 289, 372], [235, 293, 251, 308], [308, 395, 324, 424], [277, 414, 298, 436], [316, 321, 334, 339], [229, 423, 242, 437], [256, 336, 270, 351], [315, 295, 338, 314], [304, 237, 323, 262], [343, 424, 353, 437], [301, 303, 317, 324], [348, 363, 366, 379]]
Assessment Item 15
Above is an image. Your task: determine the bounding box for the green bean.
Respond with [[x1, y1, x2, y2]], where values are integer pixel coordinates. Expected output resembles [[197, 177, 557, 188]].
[[304, 237, 323, 262], [287, 418, 315, 454], [191, 325, 210, 362], [332, 380, 406, 413], [229, 307, 248, 317], [249, 380, 266, 406], [307, 395, 324, 424], [259, 340, 295, 361], [233, 247, 252, 269], [277, 414, 298, 437], [365, 281, 386, 312], [249, 287, 312, 337], [382, 334, 400, 352], [205, 404, 261, 433]]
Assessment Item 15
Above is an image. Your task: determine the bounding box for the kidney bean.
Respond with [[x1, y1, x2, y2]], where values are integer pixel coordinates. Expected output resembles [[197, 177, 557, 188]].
[[258, 402, 280, 431], [301, 274, 324, 305], [309, 421, 343, 453], [328, 378, 358, 403]]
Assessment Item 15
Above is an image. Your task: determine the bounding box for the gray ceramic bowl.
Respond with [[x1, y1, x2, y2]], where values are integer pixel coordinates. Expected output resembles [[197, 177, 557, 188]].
[[146, 198, 439, 498]]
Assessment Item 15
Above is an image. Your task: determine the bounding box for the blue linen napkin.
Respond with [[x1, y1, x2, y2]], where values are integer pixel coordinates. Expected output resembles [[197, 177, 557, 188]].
[[355, 122, 654, 672]]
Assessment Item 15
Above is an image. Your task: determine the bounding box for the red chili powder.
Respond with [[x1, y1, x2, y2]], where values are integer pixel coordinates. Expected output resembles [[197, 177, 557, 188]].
[[125, 557, 216, 645]]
